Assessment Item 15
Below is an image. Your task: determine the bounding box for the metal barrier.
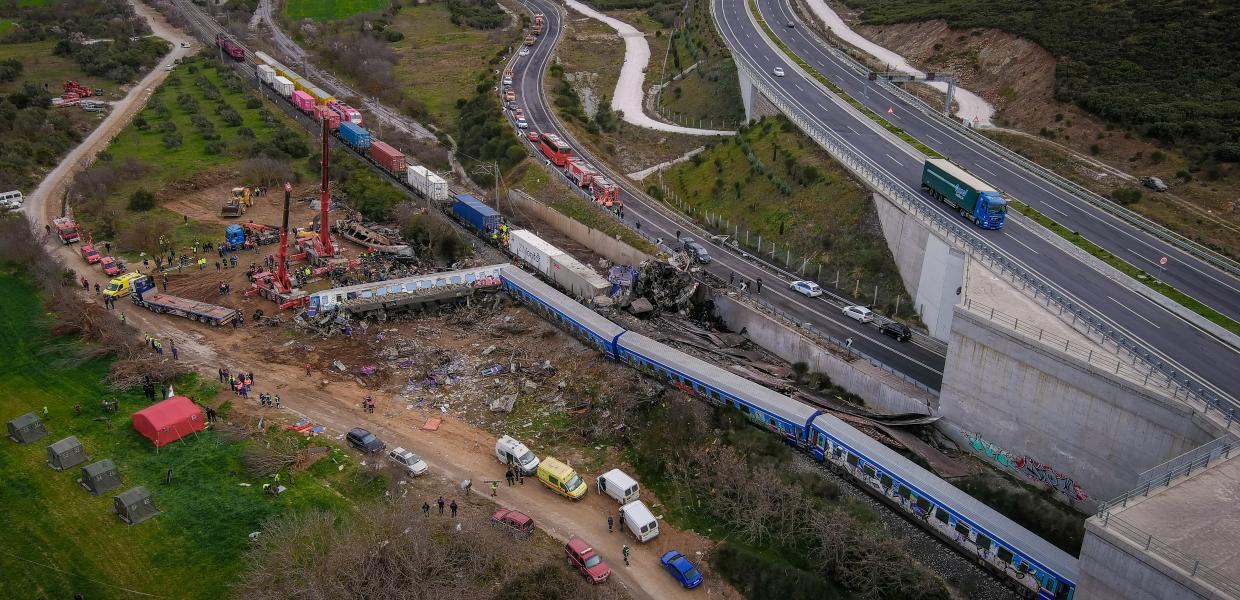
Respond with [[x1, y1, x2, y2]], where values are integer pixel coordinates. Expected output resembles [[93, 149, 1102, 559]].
[[785, 0, 1240, 280], [1093, 437, 1240, 598], [717, 0, 1236, 419]]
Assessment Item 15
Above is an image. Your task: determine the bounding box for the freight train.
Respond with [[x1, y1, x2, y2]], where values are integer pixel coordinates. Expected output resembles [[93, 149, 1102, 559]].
[[215, 33, 245, 61], [229, 40, 1073, 597]]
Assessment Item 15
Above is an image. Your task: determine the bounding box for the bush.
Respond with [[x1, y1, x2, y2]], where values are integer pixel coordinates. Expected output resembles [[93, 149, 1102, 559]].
[[204, 140, 226, 155], [446, 0, 505, 29], [127, 189, 155, 211], [1110, 186, 1143, 205], [161, 131, 182, 149], [245, 97, 262, 110], [712, 544, 841, 600]]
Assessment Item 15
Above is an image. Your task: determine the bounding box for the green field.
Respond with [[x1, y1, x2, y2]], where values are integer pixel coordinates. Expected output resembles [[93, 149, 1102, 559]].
[[78, 57, 313, 256], [659, 117, 911, 315], [284, 0, 388, 20], [0, 39, 106, 96], [0, 271, 385, 600], [659, 0, 744, 127]]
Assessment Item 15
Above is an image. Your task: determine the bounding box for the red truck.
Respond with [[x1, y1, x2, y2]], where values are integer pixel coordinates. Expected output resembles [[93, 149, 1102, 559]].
[[565, 159, 598, 188], [532, 14, 545, 36], [53, 217, 80, 244], [370, 141, 406, 177]]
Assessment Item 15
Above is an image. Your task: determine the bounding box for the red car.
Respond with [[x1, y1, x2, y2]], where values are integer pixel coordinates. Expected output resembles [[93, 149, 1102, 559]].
[[526, 131, 540, 142], [565, 536, 610, 583], [80, 243, 101, 264], [491, 508, 535, 538], [100, 256, 123, 276]]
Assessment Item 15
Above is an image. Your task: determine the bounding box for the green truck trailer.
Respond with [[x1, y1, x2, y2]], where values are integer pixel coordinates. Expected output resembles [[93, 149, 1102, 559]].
[[921, 158, 1007, 229]]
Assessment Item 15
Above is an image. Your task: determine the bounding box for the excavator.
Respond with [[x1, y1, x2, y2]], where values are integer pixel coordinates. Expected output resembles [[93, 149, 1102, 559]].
[[220, 186, 253, 217]]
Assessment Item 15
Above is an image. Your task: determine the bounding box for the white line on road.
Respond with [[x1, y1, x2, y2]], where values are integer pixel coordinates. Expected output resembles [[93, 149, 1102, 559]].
[[974, 163, 997, 177], [885, 153, 904, 167], [845, 125, 858, 135], [1108, 296, 1160, 329], [925, 134, 943, 144], [1040, 203, 1068, 217], [1005, 233, 1041, 255]]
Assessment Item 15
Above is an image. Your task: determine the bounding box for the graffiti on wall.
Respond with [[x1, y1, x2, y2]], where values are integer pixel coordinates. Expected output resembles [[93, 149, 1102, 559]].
[[966, 432, 1091, 502]]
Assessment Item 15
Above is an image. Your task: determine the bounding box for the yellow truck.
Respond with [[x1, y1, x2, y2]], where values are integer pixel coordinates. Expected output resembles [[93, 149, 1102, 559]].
[[102, 272, 143, 298], [537, 457, 587, 500]]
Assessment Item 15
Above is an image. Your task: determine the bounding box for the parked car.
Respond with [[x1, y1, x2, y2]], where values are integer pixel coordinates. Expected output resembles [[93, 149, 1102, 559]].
[[100, 256, 123, 276], [491, 508, 535, 538], [773, 67, 785, 77], [842, 305, 873, 323], [495, 435, 540, 474], [660, 550, 703, 589], [386, 447, 428, 476], [880, 321, 912, 342], [683, 239, 711, 264], [346, 427, 385, 454], [565, 536, 611, 583], [790, 280, 822, 297], [516, 117, 529, 129]]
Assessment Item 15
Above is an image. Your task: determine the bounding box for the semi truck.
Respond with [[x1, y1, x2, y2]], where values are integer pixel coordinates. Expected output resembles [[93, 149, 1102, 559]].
[[920, 158, 1007, 229], [129, 275, 240, 326]]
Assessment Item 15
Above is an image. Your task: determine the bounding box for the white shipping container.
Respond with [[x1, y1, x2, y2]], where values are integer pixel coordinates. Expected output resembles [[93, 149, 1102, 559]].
[[550, 253, 610, 299], [425, 172, 448, 202], [508, 229, 565, 277], [257, 64, 275, 85], [273, 76, 294, 97], [407, 165, 430, 194]]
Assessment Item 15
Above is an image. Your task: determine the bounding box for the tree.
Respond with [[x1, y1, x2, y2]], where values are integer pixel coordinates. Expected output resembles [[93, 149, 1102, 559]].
[[127, 188, 155, 211]]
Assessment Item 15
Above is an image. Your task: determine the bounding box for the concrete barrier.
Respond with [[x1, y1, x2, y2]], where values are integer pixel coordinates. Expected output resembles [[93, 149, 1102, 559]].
[[507, 190, 652, 267], [714, 294, 935, 415]]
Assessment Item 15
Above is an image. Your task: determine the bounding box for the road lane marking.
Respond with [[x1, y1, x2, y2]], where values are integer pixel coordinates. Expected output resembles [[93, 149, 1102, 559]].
[[974, 163, 997, 177], [1005, 233, 1041, 255], [885, 153, 904, 167], [1108, 296, 1160, 328]]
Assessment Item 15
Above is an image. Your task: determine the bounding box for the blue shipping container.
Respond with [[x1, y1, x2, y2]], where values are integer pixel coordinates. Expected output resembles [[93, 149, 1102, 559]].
[[338, 122, 372, 151], [452, 194, 501, 233]]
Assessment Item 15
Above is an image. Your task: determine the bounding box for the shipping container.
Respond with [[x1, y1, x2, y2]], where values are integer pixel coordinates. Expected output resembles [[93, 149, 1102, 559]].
[[921, 158, 1007, 229], [406, 165, 449, 202], [257, 64, 275, 85], [291, 90, 315, 113], [508, 229, 564, 276], [549, 253, 610, 300], [370, 141, 406, 176], [452, 194, 501, 233], [313, 105, 341, 130], [338, 122, 372, 151], [273, 76, 295, 98]]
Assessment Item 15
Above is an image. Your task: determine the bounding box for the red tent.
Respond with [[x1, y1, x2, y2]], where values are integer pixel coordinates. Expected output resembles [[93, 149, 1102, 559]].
[[132, 396, 205, 448]]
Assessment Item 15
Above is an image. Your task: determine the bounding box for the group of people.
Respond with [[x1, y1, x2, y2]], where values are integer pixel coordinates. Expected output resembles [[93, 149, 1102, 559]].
[[218, 367, 256, 400], [422, 496, 459, 518], [143, 333, 178, 360]]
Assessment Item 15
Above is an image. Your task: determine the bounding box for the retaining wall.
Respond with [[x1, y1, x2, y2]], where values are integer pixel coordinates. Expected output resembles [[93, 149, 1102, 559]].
[[507, 190, 652, 267]]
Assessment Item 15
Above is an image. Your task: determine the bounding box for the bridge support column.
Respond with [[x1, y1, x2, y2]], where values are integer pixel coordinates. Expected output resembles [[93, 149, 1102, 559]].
[[736, 66, 780, 123]]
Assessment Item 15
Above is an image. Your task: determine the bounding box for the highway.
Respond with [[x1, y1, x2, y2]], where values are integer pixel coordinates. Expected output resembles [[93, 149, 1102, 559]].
[[708, 0, 1240, 405], [511, 0, 948, 392], [754, 0, 1240, 324]]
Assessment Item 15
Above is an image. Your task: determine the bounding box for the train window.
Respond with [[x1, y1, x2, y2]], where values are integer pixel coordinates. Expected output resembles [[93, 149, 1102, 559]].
[[710, 390, 720, 400], [896, 485, 911, 499], [879, 474, 893, 489], [846, 453, 859, 467], [739, 403, 750, 414], [815, 432, 827, 449], [915, 496, 931, 513], [975, 533, 991, 550], [996, 546, 1013, 564], [934, 507, 950, 524], [862, 465, 876, 478], [955, 522, 970, 537]]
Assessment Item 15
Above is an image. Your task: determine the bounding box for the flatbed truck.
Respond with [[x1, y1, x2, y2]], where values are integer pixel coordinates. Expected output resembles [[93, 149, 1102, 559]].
[[129, 275, 240, 326]]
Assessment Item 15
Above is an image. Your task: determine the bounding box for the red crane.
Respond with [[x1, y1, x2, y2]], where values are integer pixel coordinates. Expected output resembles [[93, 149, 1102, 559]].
[[273, 182, 293, 294], [317, 117, 335, 257]]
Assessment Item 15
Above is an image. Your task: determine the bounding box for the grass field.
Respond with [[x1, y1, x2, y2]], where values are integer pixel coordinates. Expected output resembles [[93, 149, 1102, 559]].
[[0, 20, 14, 36], [388, 2, 513, 132], [0, 39, 106, 97], [0, 270, 385, 600], [283, 0, 387, 20], [660, 117, 911, 315], [84, 58, 313, 257], [658, 0, 744, 128]]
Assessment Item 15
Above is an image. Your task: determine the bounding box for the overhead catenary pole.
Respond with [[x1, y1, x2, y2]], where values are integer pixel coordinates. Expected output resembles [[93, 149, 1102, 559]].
[[318, 117, 334, 257]]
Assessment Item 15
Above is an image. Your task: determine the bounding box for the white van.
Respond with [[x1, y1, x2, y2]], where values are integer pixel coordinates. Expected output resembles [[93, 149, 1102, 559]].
[[597, 468, 640, 504], [495, 435, 540, 475], [0, 190, 23, 209], [620, 500, 659, 543]]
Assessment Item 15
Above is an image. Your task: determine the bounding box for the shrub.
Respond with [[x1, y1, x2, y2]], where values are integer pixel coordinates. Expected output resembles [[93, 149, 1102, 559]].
[[1110, 186, 1143, 205], [712, 544, 841, 600], [127, 189, 155, 211]]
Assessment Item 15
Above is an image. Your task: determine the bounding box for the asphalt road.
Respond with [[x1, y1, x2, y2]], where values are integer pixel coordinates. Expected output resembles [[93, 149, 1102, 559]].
[[754, 0, 1240, 324], [710, 0, 1240, 405], [511, 0, 948, 392]]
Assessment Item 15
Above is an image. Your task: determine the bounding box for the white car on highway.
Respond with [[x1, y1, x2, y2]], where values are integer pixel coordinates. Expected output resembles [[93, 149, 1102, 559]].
[[842, 305, 874, 323], [519, 48, 530, 56], [790, 280, 822, 297], [773, 67, 785, 77]]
